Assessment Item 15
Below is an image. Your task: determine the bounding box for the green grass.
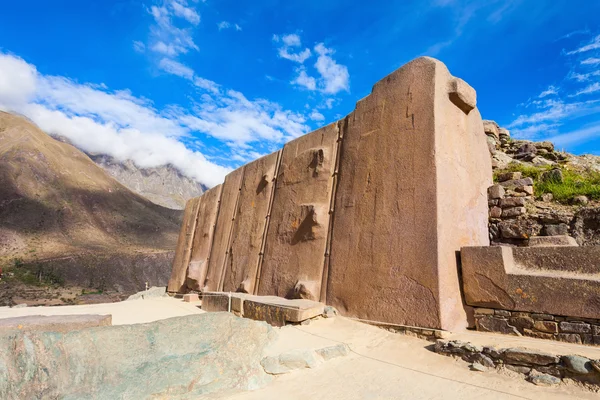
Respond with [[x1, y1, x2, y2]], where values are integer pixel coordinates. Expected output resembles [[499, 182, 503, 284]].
[[536, 169, 600, 202], [494, 162, 600, 203]]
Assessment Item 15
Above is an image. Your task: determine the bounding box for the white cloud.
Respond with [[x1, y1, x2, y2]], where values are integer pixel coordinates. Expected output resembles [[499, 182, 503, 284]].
[[567, 34, 600, 54], [147, 3, 198, 57], [582, 57, 600, 65], [0, 52, 228, 187], [0, 53, 37, 108], [133, 41, 146, 53], [309, 110, 325, 121], [170, 0, 200, 25], [193, 77, 220, 94], [0, 52, 316, 187], [291, 68, 316, 91], [158, 58, 194, 79], [539, 85, 558, 98], [273, 33, 312, 63], [217, 21, 242, 32], [575, 82, 600, 96], [314, 43, 350, 94]]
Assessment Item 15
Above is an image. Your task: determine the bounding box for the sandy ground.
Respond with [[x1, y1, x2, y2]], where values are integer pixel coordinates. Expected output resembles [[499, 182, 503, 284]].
[[228, 317, 598, 400], [0, 297, 203, 325], [0, 299, 596, 399]]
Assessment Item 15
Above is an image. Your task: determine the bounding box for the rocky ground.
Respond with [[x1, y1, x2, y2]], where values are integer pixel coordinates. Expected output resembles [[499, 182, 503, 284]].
[[484, 120, 600, 247]]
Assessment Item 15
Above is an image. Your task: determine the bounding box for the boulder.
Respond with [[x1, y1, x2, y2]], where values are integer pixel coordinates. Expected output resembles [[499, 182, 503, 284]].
[[0, 313, 275, 399], [483, 120, 500, 141], [540, 169, 563, 184], [514, 143, 537, 161]]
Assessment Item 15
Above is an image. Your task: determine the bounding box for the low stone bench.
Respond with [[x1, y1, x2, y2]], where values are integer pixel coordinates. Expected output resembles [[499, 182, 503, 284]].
[[201, 292, 324, 327], [0, 314, 112, 333]]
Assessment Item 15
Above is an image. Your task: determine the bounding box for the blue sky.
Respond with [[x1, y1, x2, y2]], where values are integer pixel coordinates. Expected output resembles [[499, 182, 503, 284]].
[[0, 0, 599, 186]]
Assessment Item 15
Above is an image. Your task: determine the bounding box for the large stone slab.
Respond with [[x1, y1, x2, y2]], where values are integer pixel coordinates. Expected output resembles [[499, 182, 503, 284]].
[[327, 57, 491, 330], [0, 313, 274, 399], [0, 314, 111, 333], [185, 184, 222, 291], [222, 152, 280, 294], [201, 292, 324, 327], [205, 168, 244, 292], [461, 246, 600, 320], [258, 124, 339, 300], [167, 197, 202, 293]]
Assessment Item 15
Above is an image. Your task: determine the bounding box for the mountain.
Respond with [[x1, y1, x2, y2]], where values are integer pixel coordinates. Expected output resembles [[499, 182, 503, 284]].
[[49, 135, 205, 210], [0, 111, 182, 302]]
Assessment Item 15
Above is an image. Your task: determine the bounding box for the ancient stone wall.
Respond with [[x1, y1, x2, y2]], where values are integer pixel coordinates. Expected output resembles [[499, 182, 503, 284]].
[[167, 56, 492, 330]]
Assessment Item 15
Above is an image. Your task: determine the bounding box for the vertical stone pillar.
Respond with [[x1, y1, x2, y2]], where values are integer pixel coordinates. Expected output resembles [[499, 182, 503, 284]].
[[167, 197, 202, 293], [185, 184, 222, 291], [221, 152, 280, 294], [326, 57, 491, 330], [257, 123, 339, 300], [204, 167, 244, 292]]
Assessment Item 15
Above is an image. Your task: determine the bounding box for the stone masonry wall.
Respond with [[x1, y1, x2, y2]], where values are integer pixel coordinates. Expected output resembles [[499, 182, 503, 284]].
[[474, 307, 600, 346], [169, 56, 493, 331], [484, 120, 600, 246]]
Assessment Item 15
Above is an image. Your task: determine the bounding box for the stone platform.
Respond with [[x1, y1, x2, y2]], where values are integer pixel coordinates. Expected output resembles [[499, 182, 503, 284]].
[[201, 292, 325, 327]]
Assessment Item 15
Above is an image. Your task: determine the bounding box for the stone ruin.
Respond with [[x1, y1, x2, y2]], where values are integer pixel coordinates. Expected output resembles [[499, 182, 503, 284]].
[[168, 56, 600, 341], [169, 56, 491, 331]]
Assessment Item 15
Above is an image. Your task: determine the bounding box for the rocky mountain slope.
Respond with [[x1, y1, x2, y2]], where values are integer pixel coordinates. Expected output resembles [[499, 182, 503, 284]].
[[0, 111, 182, 303], [484, 120, 600, 246], [50, 134, 205, 210], [86, 154, 205, 210]]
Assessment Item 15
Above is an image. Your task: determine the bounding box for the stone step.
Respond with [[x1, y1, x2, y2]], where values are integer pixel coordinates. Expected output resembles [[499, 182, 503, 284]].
[[201, 292, 325, 327]]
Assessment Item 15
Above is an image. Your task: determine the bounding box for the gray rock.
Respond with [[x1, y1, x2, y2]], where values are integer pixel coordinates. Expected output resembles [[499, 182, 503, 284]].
[[535, 141, 555, 152], [476, 316, 521, 336], [499, 197, 526, 208], [543, 223, 569, 236], [514, 143, 537, 161], [489, 206, 502, 219], [531, 156, 556, 167], [559, 321, 591, 334], [501, 207, 526, 218], [470, 362, 487, 372], [497, 172, 522, 182], [322, 306, 338, 318], [561, 355, 594, 375], [261, 349, 322, 374], [529, 373, 561, 386], [541, 169, 563, 184], [488, 184, 505, 199], [541, 193, 554, 202], [499, 177, 534, 188], [503, 348, 559, 366], [0, 313, 274, 399], [573, 195, 589, 205], [505, 364, 531, 374], [316, 344, 349, 361]]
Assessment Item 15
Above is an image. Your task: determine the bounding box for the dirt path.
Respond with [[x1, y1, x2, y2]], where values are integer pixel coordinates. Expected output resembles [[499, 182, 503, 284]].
[[227, 318, 597, 400], [0, 297, 203, 325]]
